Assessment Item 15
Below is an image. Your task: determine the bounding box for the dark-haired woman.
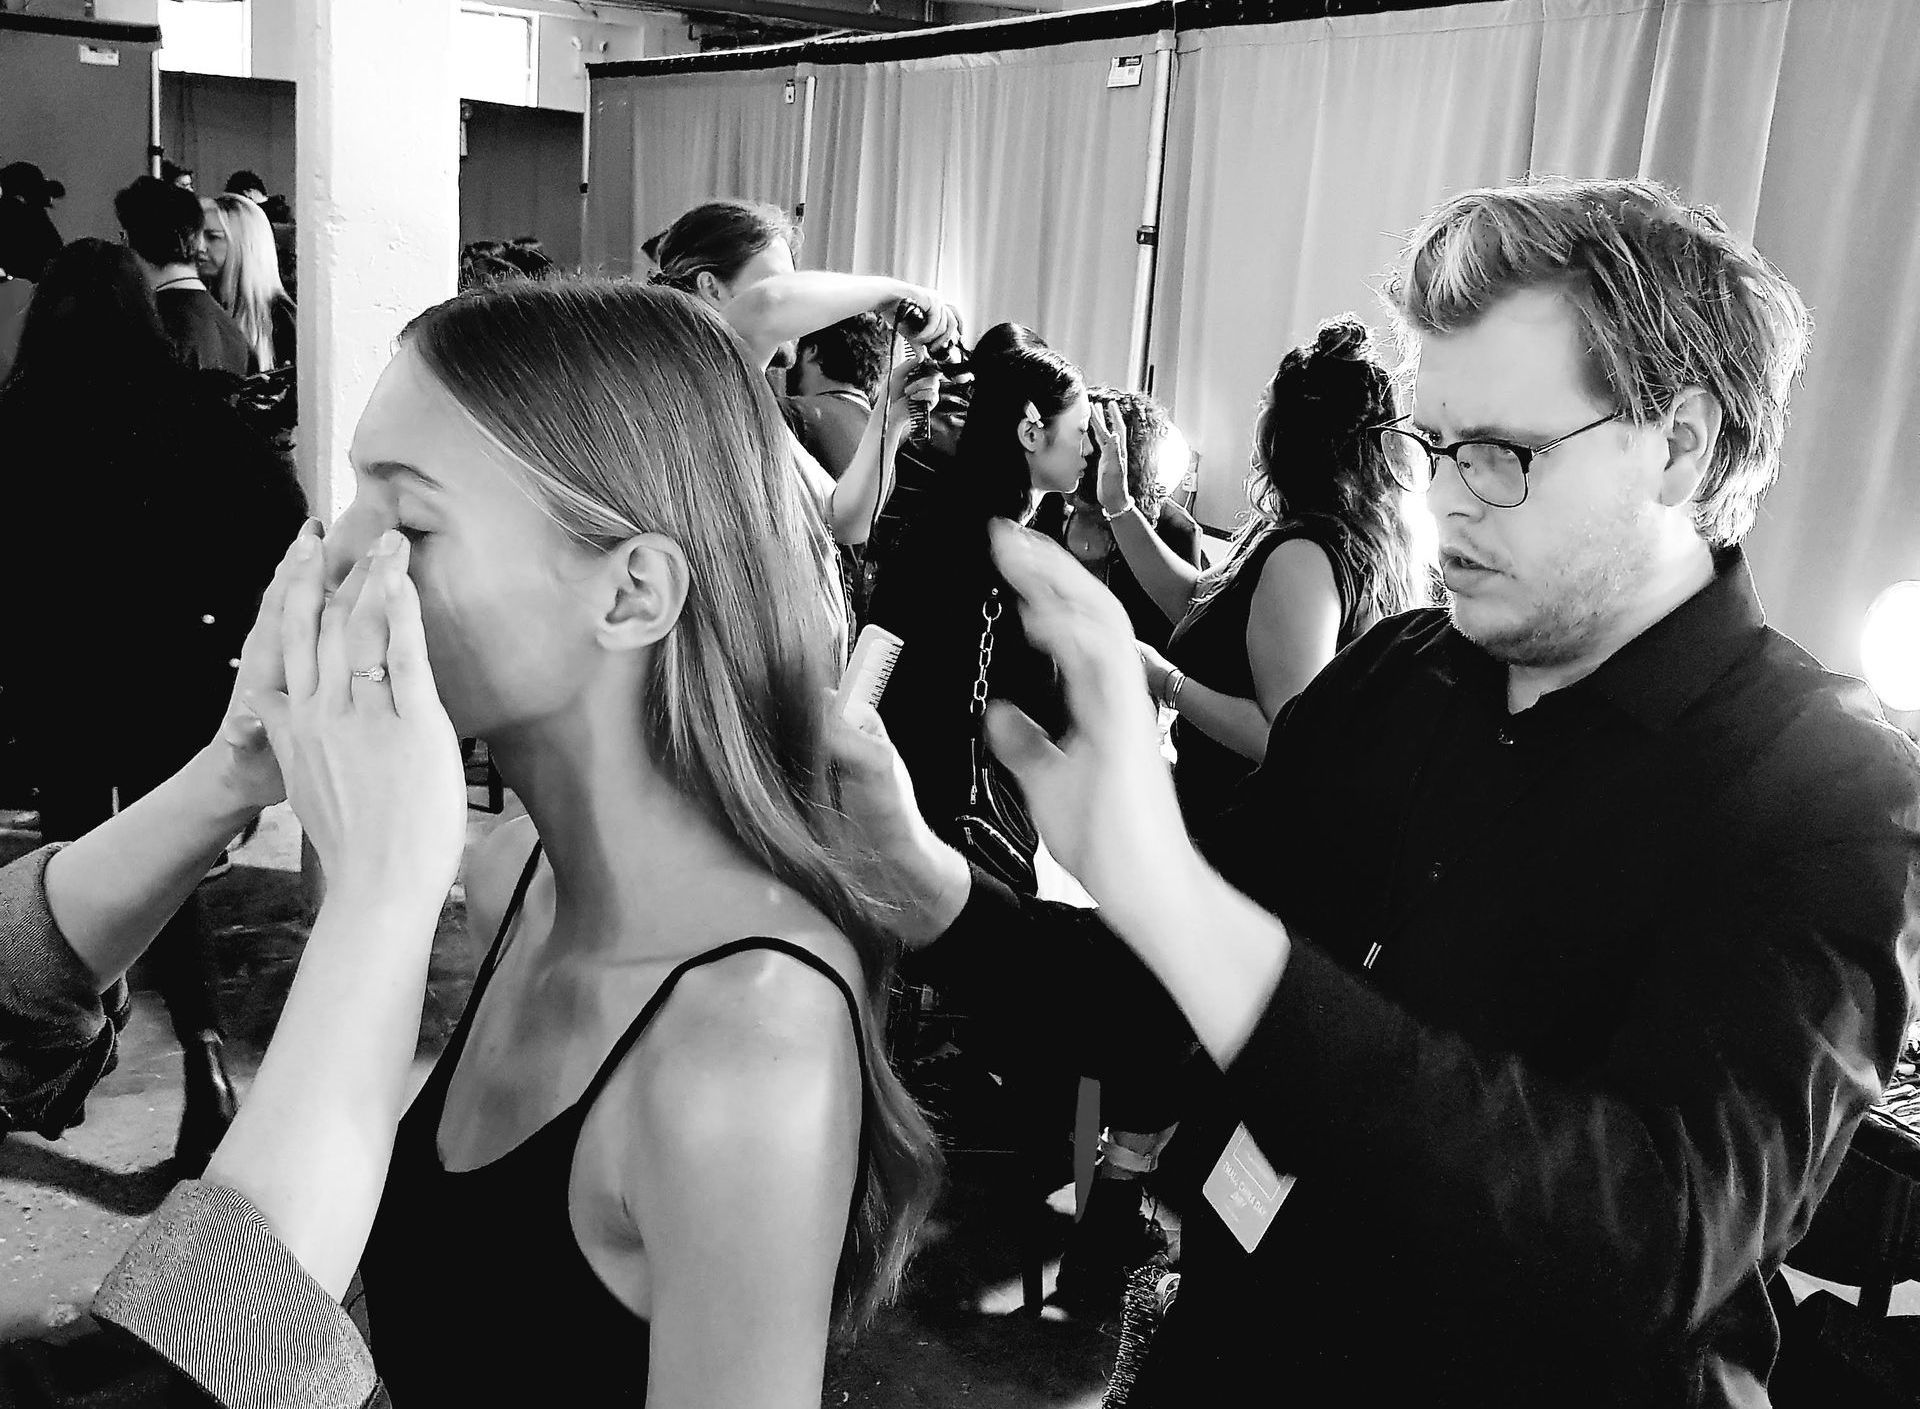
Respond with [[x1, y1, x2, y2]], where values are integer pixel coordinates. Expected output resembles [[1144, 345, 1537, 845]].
[[1100, 316, 1421, 832], [864, 325, 1089, 852], [650, 199, 952, 548], [0, 238, 306, 1173]]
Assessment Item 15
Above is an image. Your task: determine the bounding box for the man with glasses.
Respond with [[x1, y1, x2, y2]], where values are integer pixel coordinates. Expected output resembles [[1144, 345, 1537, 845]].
[[833, 176, 1920, 1405]]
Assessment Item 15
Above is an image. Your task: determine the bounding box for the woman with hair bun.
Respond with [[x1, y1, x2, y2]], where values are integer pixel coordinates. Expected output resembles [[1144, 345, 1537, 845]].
[[1097, 315, 1422, 831]]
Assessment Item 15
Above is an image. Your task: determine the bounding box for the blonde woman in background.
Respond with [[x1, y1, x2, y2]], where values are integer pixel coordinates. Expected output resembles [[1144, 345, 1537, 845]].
[[199, 192, 294, 372]]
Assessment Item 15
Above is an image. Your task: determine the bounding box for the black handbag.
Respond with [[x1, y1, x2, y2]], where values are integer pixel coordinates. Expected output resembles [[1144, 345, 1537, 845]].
[[940, 588, 1040, 895]]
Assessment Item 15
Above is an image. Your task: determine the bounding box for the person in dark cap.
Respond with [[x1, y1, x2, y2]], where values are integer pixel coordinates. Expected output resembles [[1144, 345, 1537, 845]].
[[0, 161, 65, 281]]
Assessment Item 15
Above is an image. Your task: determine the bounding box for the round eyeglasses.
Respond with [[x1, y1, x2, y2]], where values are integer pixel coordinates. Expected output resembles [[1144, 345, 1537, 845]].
[[1367, 410, 1624, 509]]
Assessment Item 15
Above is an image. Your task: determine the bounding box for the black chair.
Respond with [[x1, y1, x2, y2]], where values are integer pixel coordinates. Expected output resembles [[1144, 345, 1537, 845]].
[[887, 976, 1077, 1314]]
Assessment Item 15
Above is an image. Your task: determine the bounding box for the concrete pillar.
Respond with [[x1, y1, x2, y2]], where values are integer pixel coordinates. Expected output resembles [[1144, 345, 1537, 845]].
[[293, 0, 458, 521]]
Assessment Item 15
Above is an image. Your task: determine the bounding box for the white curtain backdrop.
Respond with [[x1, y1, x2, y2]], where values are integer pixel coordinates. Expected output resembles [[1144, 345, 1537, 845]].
[[802, 37, 1163, 387], [584, 68, 807, 276], [585, 0, 1920, 672]]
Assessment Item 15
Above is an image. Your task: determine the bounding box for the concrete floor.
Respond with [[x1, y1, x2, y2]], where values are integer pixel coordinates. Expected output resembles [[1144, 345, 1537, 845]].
[[0, 798, 1116, 1407]]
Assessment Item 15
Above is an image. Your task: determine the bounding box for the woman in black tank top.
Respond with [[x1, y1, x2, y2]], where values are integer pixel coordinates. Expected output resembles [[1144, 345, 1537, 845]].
[[322, 281, 940, 1404], [1093, 316, 1424, 834]]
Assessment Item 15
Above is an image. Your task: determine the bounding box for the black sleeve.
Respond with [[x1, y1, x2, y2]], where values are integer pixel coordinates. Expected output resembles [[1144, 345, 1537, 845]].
[[1221, 710, 1920, 1335], [0, 1321, 220, 1409], [917, 868, 1197, 1084]]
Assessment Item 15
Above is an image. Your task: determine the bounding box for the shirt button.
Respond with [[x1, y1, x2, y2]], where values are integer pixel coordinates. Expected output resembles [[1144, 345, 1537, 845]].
[[201, 614, 216, 625]]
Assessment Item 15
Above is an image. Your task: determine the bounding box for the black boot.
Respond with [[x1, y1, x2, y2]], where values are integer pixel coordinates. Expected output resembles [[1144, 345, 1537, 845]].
[[174, 1029, 238, 1178]]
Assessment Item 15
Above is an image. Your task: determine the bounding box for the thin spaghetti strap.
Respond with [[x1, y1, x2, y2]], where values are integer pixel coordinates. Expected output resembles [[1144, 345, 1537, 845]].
[[473, 840, 544, 998], [576, 937, 868, 1115]]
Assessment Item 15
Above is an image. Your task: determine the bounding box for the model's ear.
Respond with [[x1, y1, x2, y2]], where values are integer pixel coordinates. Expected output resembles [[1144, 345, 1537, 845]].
[[597, 533, 689, 653], [1017, 401, 1047, 454]]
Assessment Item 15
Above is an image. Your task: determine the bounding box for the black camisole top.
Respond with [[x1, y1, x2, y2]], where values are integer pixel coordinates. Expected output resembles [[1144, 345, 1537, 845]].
[[357, 843, 870, 1403]]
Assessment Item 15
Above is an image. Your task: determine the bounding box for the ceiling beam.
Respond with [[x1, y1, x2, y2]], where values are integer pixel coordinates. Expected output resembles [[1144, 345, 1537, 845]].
[[589, 0, 1050, 36]]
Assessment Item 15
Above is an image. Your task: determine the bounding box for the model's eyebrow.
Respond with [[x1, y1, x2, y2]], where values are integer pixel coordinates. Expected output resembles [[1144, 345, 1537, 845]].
[[362, 460, 445, 492]]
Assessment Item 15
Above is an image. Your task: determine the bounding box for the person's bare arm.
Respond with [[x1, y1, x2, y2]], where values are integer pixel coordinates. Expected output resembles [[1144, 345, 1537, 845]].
[[1093, 404, 1202, 622], [204, 531, 467, 1298], [827, 361, 940, 546], [43, 747, 263, 991], [40, 525, 318, 989], [724, 273, 955, 372], [630, 952, 864, 1408], [1139, 538, 1341, 763]]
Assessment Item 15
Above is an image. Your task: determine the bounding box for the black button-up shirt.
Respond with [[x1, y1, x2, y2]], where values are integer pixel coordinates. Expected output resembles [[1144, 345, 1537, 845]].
[[936, 547, 1920, 1405]]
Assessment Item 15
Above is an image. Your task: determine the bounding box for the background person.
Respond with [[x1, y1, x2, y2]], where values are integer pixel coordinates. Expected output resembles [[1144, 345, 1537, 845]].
[[864, 327, 1087, 848], [1037, 386, 1204, 655], [116, 176, 249, 376], [0, 160, 64, 282], [223, 168, 267, 205], [1103, 315, 1421, 830], [651, 198, 956, 547], [786, 310, 891, 478], [0, 238, 306, 1173], [201, 193, 296, 372]]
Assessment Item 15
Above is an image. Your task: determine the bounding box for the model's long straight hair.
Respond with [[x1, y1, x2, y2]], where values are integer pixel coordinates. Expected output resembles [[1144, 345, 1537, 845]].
[[402, 279, 939, 1336], [208, 193, 289, 370]]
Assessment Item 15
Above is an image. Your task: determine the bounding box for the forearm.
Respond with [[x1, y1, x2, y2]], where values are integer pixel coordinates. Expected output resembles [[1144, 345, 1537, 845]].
[[1099, 846, 1290, 1068], [203, 886, 444, 1299], [43, 745, 258, 990], [1170, 676, 1273, 762], [828, 413, 909, 545], [727, 273, 916, 369], [1110, 509, 1200, 623], [888, 820, 975, 947]]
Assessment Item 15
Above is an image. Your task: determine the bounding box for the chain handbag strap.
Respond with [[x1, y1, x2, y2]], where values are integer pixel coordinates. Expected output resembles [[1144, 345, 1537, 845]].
[[969, 589, 1002, 725]]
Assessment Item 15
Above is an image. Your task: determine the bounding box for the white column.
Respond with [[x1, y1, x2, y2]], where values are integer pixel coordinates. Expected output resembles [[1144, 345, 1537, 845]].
[[293, 0, 458, 520]]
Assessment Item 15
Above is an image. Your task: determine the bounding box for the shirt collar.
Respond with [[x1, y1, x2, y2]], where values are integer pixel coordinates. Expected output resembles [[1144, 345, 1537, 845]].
[[1437, 546, 1769, 732]]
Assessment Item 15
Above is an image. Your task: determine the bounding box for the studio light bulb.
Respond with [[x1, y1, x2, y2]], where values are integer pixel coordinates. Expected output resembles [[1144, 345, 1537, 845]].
[[1155, 424, 1193, 497], [1862, 580, 1920, 712]]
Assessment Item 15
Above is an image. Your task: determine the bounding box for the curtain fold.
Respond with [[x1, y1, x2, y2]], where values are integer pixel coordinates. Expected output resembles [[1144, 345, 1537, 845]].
[[1740, 0, 1920, 667], [584, 69, 806, 277], [805, 40, 1160, 386]]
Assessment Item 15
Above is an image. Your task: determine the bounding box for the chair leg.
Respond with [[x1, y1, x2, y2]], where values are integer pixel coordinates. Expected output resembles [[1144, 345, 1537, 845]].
[[1020, 1163, 1046, 1315]]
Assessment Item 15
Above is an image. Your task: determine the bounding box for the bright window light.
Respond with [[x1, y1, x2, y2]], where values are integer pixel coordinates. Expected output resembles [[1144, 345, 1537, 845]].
[[157, 0, 251, 78], [458, 5, 538, 107], [1862, 580, 1920, 712]]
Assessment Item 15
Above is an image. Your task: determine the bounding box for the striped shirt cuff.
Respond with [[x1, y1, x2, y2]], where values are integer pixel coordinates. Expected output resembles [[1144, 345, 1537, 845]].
[[92, 1180, 379, 1409]]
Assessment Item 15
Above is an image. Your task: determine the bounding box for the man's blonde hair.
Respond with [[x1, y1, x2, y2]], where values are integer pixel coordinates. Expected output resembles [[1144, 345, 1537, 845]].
[[1385, 177, 1812, 547]]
